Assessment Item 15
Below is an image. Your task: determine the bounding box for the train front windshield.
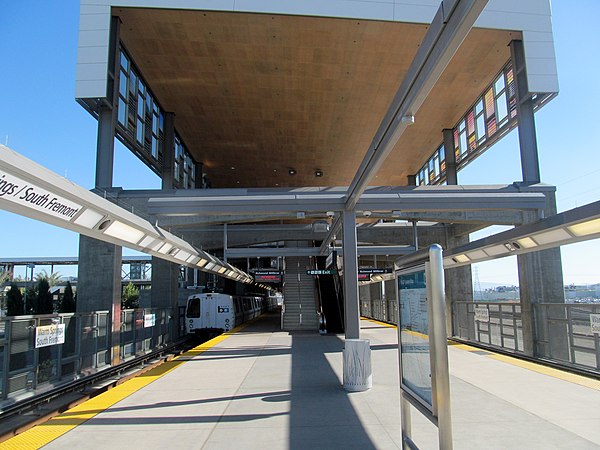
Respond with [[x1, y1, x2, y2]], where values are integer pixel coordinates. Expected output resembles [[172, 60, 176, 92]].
[[187, 298, 200, 317]]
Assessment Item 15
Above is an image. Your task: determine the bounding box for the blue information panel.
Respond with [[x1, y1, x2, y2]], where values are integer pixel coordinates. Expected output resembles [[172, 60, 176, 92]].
[[398, 267, 432, 409]]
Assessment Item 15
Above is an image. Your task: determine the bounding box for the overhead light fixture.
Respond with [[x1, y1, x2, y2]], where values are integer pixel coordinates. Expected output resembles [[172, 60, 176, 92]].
[[138, 235, 159, 249], [444, 200, 600, 268], [567, 218, 600, 236], [103, 220, 146, 245], [158, 243, 173, 254], [515, 237, 537, 249], [315, 170, 323, 177], [175, 250, 191, 261], [73, 208, 105, 229], [484, 244, 510, 256], [452, 254, 470, 263], [0, 144, 257, 284], [531, 228, 571, 245], [218, 267, 228, 274], [197, 258, 208, 268], [465, 250, 487, 260], [288, 169, 297, 175]]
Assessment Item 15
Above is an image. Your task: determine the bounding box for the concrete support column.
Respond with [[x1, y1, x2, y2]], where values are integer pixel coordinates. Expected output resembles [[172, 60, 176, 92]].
[[511, 40, 541, 184], [77, 235, 122, 365], [443, 128, 458, 185], [151, 256, 181, 338], [517, 191, 567, 359], [444, 233, 474, 338], [342, 210, 359, 339], [341, 209, 371, 391]]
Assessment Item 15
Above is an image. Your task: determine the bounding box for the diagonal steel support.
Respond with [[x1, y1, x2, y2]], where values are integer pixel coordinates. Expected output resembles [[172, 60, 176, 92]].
[[345, 0, 489, 210], [319, 215, 343, 255]]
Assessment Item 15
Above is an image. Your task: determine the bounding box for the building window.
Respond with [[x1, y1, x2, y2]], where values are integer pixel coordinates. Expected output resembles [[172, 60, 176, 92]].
[[416, 61, 517, 185]]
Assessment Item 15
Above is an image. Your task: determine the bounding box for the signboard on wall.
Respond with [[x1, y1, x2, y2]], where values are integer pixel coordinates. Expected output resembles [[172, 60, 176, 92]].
[[35, 324, 65, 348], [253, 270, 283, 283], [144, 314, 156, 328]]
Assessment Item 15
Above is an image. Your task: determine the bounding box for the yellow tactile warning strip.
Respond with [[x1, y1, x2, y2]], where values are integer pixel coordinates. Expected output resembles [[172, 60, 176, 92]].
[[361, 317, 600, 391], [0, 322, 251, 450]]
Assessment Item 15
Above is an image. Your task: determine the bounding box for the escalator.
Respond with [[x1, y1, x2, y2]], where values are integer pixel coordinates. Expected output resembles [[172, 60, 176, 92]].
[[315, 255, 344, 333]]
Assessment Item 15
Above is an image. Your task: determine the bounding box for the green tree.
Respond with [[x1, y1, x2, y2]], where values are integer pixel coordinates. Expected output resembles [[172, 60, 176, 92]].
[[35, 270, 62, 287], [57, 281, 76, 313], [25, 287, 37, 315], [0, 270, 12, 286], [35, 278, 53, 314], [6, 284, 23, 316], [122, 282, 140, 309]]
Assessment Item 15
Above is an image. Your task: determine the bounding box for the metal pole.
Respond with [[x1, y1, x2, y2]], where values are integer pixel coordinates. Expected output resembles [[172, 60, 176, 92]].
[[342, 210, 360, 339], [429, 244, 453, 450], [412, 221, 419, 251], [510, 40, 541, 184], [223, 223, 228, 263], [443, 129, 458, 185]]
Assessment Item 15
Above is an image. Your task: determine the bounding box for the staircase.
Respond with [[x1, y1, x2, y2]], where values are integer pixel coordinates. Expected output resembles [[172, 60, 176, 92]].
[[282, 256, 319, 331]]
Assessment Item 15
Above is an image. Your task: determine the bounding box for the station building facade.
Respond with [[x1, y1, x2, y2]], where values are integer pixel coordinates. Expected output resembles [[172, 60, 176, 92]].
[[73, 0, 565, 362]]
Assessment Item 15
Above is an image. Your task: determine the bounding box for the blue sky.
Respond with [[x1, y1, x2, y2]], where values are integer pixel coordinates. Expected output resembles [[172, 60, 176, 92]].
[[1, 1, 599, 285]]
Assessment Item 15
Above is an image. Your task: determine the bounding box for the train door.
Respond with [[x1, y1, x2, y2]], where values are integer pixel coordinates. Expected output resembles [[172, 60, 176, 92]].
[[215, 295, 235, 331], [200, 294, 218, 329]]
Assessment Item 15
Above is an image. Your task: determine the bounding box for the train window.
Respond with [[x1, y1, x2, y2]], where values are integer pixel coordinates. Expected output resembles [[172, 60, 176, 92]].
[[186, 298, 200, 318], [233, 297, 241, 313]]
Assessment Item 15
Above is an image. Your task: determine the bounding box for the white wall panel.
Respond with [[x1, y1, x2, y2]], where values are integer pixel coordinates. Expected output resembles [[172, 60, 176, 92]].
[[76, 45, 109, 65], [75, 0, 559, 99], [234, 0, 395, 21], [75, 79, 107, 99]]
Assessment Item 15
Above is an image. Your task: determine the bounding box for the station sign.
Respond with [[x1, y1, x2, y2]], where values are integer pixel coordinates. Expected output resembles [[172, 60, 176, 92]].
[[0, 170, 82, 222], [144, 314, 156, 328], [253, 270, 283, 283], [35, 323, 65, 348], [307, 269, 337, 275], [358, 268, 393, 274]]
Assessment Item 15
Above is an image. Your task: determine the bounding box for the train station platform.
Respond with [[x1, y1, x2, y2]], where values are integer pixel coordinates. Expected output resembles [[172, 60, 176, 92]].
[[3, 313, 600, 449]]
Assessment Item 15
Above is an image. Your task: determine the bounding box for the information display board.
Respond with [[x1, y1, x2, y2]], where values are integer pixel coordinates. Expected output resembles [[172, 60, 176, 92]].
[[395, 244, 453, 450], [253, 270, 282, 283], [398, 267, 432, 409]]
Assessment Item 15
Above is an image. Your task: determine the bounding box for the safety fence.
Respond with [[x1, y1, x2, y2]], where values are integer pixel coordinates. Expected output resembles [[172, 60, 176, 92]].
[[360, 295, 600, 373], [0, 307, 179, 405]]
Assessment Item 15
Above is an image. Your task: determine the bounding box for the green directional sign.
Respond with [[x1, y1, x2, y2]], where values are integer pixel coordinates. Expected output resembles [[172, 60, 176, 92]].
[[307, 269, 337, 275]]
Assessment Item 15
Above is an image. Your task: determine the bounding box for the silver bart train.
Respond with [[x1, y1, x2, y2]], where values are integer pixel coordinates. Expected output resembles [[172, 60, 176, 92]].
[[185, 293, 277, 337]]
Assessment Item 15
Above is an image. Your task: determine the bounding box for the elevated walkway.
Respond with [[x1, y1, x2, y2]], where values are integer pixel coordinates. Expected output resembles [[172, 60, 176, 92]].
[[4, 314, 600, 449]]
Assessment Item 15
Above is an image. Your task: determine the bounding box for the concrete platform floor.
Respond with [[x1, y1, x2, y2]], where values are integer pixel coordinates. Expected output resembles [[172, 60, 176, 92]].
[[4, 312, 600, 449]]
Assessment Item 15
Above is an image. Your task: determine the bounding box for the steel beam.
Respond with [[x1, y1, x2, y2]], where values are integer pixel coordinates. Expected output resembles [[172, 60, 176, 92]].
[[147, 187, 547, 216], [345, 0, 488, 210], [511, 40, 541, 184], [224, 245, 415, 258]]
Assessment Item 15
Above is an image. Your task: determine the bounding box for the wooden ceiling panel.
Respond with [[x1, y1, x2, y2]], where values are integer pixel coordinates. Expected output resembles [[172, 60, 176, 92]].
[[116, 8, 517, 188]]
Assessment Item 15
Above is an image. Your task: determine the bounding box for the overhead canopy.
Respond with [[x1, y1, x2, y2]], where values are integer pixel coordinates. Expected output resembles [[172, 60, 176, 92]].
[[115, 8, 519, 188]]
